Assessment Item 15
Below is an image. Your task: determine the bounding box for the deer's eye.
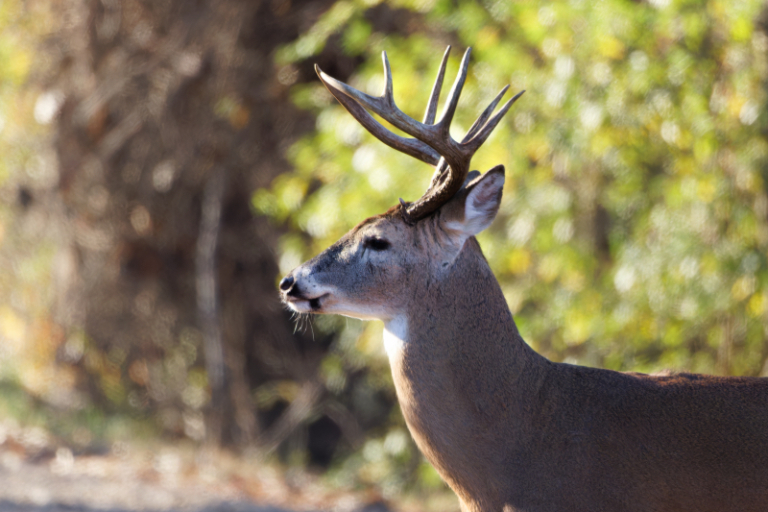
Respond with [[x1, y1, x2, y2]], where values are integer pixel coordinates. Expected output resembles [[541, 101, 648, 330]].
[[364, 237, 391, 251]]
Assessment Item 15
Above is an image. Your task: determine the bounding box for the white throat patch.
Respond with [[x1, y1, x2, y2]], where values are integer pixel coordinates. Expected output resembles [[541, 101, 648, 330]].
[[383, 315, 408, 359]]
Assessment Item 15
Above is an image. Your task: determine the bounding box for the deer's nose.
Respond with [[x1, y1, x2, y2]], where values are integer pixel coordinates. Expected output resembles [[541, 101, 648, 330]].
[[279, 274, 295, 292]]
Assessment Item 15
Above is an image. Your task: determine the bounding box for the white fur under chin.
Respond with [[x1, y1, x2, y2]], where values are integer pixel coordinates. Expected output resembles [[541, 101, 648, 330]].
[[383, 315, 408, 359]]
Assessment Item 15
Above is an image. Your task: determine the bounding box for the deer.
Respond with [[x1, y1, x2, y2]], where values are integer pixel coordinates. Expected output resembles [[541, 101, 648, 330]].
[[278, 47, 768, 512]]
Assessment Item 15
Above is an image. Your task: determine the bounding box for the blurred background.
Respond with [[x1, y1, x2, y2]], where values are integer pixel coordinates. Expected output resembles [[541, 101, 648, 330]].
[[1, 0, 768, 509]]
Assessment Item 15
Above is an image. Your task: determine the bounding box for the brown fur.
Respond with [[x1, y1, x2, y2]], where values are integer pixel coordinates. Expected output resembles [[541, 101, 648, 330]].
[[283, 170, 768, 512], [393, 239, 768, 512]]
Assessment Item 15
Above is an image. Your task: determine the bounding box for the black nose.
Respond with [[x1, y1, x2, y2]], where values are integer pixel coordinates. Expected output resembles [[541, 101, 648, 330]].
[[279, 275, 295, 292]]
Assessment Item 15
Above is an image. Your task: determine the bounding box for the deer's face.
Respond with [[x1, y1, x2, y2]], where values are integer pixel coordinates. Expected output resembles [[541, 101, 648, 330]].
[[280, 207, 425, 321], [280, 168, 505, 322]]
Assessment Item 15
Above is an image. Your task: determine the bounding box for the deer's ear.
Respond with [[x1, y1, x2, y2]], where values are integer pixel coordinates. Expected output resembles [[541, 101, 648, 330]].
[[442, 165, 505, 238]]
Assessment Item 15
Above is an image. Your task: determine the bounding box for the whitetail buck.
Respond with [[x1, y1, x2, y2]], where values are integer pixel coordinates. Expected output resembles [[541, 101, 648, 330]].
[[279, 47, 768, 512]]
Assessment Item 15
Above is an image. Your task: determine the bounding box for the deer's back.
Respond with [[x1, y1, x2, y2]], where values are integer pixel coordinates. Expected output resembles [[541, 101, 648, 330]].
[[501, 364, 768, 512]]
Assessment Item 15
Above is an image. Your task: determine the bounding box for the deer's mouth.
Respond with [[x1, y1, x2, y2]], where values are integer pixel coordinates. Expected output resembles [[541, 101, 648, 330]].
[[284, 293, 330, 313]]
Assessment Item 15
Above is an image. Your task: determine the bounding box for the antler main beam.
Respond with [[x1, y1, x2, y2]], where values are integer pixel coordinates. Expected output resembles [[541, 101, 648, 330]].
[[315, 46, 524, 223]]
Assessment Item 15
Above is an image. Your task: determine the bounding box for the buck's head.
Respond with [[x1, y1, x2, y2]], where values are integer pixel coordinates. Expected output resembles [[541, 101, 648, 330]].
[[279, 47, 522, 323]]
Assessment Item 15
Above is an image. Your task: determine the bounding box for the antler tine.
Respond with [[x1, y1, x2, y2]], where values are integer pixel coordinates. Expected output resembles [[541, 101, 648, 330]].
[[382, 51, 395, 106], [316, 59, 428, 145], [423, 46, 451, 125], [463, 85, 510, 143], [435, 47, 471, 138], [315, 65, 441, 166], [465, 89, 525, 152], [320, 47, 472, 168]]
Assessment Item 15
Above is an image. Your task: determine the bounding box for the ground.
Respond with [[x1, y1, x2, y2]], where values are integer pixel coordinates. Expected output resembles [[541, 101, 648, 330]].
[[0, 430, 390, 512]]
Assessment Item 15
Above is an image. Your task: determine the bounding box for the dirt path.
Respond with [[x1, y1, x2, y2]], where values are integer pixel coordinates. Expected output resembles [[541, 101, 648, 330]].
[[0, 454, 293, 512], [0, 441, 385, 512]]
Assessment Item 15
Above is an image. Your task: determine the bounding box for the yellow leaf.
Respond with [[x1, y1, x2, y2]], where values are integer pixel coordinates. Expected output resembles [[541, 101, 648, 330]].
[[731, 276, 755, 302], [0, 306, 26, 345], [564, 310, 591, 346], [598, 35, 625, 60], [526, 138, 549, 163], [697, 178, 716, 203], [6, 48, 30, 85], [537, 254, 560, 283], [562, 269, 585, 292], [673, 156, 696, 175], [476, 26, 500, 50], [748, 293, 765, 317], [507, 248, 532, 275], [731, 17, 752, 42]]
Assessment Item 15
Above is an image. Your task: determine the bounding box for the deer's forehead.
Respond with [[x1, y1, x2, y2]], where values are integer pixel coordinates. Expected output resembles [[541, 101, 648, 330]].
[[351, 214, 406, 238]]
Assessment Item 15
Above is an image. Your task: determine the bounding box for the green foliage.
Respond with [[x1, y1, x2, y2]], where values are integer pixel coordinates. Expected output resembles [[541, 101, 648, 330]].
[[0, 1, 66, 399], [262, 0, 768, 494]]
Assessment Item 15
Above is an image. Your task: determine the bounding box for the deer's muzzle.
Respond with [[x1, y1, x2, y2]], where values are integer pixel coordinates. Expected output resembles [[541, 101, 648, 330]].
[[280, 272, 328, 313]]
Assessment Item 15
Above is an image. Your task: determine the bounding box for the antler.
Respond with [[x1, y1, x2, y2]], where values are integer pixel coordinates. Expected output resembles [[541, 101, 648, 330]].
[[315, 46, 524, 224]]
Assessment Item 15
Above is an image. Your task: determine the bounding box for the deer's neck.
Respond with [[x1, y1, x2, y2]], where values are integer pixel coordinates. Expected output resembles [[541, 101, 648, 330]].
[[383, 237, 547, 506], [383, 238, 544, 399]]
